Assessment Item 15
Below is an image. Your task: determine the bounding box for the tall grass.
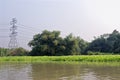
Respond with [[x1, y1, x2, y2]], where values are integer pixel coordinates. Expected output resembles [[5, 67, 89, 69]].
[[0, 55, 120, 62], [0, 48, 8, 56]]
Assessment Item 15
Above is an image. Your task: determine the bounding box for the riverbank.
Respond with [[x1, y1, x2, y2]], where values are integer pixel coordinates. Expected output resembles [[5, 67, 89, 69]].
[[0, 55, 120, 62]]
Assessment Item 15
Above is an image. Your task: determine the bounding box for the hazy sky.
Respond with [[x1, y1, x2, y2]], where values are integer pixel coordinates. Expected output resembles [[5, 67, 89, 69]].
[[1, 0, 120, 49]]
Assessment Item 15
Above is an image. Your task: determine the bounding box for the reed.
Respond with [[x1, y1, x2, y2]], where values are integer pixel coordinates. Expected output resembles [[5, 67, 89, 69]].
[[0, 55, 120, 62]]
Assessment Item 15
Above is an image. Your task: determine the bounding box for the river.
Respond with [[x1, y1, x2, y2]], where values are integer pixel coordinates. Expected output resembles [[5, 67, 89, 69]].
[[0, 62, 120, 80]]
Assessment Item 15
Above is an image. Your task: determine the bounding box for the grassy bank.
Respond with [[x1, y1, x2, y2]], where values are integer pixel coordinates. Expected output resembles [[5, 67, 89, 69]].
[[0, 55, 120, 62]]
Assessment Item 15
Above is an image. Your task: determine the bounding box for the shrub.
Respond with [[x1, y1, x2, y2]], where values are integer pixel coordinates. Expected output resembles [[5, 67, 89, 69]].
[[0, 48, 9, 56], [87, 51, 113, 55], [8, 47, 29, 56]]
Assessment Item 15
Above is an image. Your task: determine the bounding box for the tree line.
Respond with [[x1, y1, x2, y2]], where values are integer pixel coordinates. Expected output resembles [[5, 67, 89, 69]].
[[28, 30, 88, 56], [28, 29, 120, 56], [0, 29, 120, 56], [87, 30, 120, 54]]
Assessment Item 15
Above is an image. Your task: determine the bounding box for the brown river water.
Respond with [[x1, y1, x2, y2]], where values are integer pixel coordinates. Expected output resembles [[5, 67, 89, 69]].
[[0, 62, 120, 80]]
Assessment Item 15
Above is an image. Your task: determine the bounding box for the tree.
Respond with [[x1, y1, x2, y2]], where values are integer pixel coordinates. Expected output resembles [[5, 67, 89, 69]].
[[77, 37, 89, 54], [29, 30, 88, 56], [87, 37, 110, 53], [87, 29, 120, 54], [63, 33, 80, 55], [29, 30, 65, 56], [0, 48, 9, 56]]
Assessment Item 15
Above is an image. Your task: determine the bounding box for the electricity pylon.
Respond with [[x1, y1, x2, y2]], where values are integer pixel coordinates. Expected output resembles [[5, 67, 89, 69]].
[[8, 18, 18, 49]]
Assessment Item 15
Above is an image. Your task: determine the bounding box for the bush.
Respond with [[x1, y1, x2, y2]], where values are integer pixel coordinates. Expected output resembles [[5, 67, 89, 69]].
[[0, 48, 9, 56], [8, 47, 29, 56], [87, 51, 113, 55]]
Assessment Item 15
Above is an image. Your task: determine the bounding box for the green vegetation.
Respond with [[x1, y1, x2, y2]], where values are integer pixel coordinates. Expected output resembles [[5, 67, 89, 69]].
[[28, 29, 120, 56], [1, 29, 120, 56], [8, 47, 29, 56], [0, 47, 28, 56], [87, 30, 120, 54], [0, 48, 8, 56], [28, 30, 88, 56], [0, 55, 120, 62]]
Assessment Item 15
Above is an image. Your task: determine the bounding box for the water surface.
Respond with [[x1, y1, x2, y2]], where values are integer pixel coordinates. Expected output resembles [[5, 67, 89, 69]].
[[0, 62, 120, 80]]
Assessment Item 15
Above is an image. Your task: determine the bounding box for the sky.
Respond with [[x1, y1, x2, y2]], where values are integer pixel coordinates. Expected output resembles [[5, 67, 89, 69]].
[[1, 0, 120, 49]]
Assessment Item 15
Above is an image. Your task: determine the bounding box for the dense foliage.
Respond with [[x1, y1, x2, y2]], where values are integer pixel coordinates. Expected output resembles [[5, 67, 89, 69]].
[[0, 48, 9, 56], [0, 47, 28, 56], [87, 30, 120, 54], [1, 29, 120, 56], [8, 47, 29, 56], [28, 30, 88, 56]]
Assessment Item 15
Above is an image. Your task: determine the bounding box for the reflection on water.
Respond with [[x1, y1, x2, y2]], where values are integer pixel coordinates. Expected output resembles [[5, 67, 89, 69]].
[[0, 63, 32, 80], [0, 62, 120, 80]]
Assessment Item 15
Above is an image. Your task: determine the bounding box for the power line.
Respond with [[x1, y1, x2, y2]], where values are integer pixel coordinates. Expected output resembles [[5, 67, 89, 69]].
[[0, 23, 9, 25], [0, 36, 8, 37], [18, 28, 38, 34], [0, 24, 41, 34], [0, 22, 43, 48], [18, 35, 33, 39], [18, 24, 42, 31], [0, 28, 9, 30]]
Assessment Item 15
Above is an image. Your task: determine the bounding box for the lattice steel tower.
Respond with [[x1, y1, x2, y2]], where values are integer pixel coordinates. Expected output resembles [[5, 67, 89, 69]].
[[8, 18, 18, 49]]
